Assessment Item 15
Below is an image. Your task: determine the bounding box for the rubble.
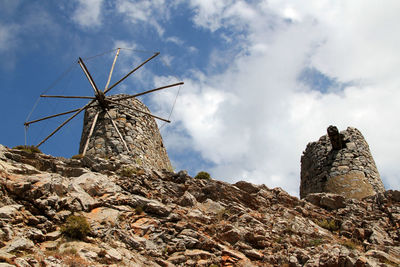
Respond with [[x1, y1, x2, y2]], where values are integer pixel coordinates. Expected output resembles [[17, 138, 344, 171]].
[[0, 144, 399, 266]]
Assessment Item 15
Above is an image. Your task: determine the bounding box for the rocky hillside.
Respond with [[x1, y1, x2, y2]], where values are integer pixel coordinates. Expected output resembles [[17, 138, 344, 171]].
[[0, 145, 399, 266]]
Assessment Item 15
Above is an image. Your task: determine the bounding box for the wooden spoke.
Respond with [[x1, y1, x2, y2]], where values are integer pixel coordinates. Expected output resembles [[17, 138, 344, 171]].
[[107, 99, 170, 123], [36, 100, 95, 147], [113, 82, 184, 102], [27, 49, 180, 149], [24, 103, 98, 126], [104, 52, 160, 94], [40, 95, 96, 99], [82, 110, 100, 156], [104, 48, 120, 92], [105, 110, 130, 152], [78, 57, 101, 97]]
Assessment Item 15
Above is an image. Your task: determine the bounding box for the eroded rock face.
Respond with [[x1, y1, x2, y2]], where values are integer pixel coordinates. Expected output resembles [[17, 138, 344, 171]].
[[0, 145, 399, 266], [300, 126, 385, 199], [79, 95, 172, 172]]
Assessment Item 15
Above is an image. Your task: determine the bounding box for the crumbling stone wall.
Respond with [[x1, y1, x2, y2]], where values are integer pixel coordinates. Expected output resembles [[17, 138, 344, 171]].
[[79, 94, 172, 171], [300, 126, 385, 199]]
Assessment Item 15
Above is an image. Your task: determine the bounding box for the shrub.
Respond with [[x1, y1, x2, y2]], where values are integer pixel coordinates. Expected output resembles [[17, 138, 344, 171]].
[[13, 145, 41, 154], [120, 167, 136, 177], [119, 166, 145, 177], [341, 239, 358, 250], [316, 218, 339, 232], [61, 215, 91, 240], [308, 238, 324, 247], [194, 171, 211, 180], [71, 154, 83, 160], [135, 205, 144, 215]]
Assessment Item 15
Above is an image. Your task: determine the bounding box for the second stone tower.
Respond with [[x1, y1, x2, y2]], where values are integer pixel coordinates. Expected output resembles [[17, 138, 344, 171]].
[[300, 126, 385, 199]]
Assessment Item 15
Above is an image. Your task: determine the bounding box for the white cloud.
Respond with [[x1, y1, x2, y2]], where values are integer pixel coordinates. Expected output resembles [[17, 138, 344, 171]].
[[116, 0, 166, 37], [189, 0, 257, 32], [166, 36, 184, 45], [72, 0, 103, 28], [153, 0, 400, 196], [0, 23, 18, 52]]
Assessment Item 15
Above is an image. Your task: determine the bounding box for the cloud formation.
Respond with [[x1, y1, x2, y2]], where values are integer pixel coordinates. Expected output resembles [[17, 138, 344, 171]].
[[72, 0, 103, 28], [152, 1, 400, 196]]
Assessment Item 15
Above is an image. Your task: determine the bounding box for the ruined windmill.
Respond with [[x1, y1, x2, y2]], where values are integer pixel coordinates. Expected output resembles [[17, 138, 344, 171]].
[[24, 48, 183, 171]]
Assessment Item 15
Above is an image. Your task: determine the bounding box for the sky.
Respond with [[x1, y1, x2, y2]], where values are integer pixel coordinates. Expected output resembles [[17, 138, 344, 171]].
[[1, 0, 400, 197]]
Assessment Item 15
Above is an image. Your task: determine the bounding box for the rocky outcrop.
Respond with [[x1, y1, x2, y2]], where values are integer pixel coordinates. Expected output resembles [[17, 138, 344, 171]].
[[79, 95, 172, 171], [0, 144, 399, 266], [300, 126, 385, 199]]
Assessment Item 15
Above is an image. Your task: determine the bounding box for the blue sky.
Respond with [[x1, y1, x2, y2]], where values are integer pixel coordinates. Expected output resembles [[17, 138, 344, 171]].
[[1, 0, 400, 196]]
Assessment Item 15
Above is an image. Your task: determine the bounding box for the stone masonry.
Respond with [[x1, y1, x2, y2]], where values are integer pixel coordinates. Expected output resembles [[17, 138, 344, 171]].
[[300, 126, 385, 199], [79, 94, 172, 171]]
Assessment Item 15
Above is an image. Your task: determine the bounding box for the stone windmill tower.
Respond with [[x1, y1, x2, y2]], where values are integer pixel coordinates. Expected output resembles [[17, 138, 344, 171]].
[[24, 48, 183, 171], [300, 126, 385, 199], [79, 95, 172, 171]]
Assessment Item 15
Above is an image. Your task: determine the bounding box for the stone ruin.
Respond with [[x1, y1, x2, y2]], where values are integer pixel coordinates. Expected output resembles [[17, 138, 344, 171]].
[[300, 126, 385, 199], [79, 94, 172, 171]]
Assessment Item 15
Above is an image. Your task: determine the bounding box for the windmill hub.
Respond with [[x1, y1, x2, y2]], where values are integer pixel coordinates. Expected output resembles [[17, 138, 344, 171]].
[[96, 91, 109, 110]]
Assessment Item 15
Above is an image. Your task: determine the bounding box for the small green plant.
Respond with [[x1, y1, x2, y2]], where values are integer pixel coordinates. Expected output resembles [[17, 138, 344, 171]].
[[135, 205, 144, 215], [194, 171, 211, 180], [341, 239, 358, 250], [135, 157, 143, 166], [308, 238, 324, 247], [120, 166, 136, 177], [119, 166, 145, 177], [63, 248, 78, 255], [316, 218, 339, 232], [13, 145, 41, 154], [61, 215, 91, 240], [71, 154, 83, 160]]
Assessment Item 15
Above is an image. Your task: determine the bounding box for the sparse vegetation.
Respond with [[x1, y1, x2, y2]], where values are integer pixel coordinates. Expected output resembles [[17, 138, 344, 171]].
[[63, 248, 78, 255], [61, 215, 91, 240], [135, 157, 143, 166], [135, 205, 144, 215], [341, 239, 358, 250], [316, 218, 339, 232], [71, 154, 83, 159], [194, 171, 211, 180], [308, 238, 324, 247], [119, 166, 145, 177], [13, 145, 41, 154]]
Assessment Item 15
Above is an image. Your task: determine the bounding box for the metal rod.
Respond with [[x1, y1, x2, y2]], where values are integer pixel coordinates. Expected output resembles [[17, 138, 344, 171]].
[[104, 48, 120, 92], [105, 110, 130, 152], [104, 52, 160, 94], [113, 82, 184, 102], [36, 100, 95, 147], [82, 111, 100, 156], [107, 99, 170, 123], [78, 57, 101, 97], [40, 95, 96, 99]]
